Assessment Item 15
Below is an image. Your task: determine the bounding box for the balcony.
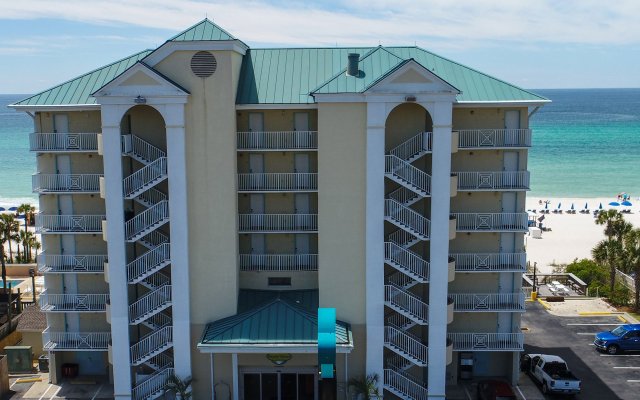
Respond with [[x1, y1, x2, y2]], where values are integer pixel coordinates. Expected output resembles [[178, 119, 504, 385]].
[[457, 129, 532, 149], [447, 332, 524, 351], [30, 133, 99, 153], [32, 174, 102, 194], [40, 291, 109, 312], [237, 131, 317, 151], [36, 214, 105, 234], [450, 253, 527, 273], [238, 214, 318, 233], [237, 173, 318, 192], [38, 253, 107, 274], [451, 213, 528, 232], [450, 293, 525, 312], [455, 171, 530, 191], [43, 328, 111, 351], [239, 254, 318, 271]]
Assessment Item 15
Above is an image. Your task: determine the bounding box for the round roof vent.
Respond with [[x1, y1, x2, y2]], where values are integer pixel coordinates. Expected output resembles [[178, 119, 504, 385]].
[[190, 51, 217, 78]]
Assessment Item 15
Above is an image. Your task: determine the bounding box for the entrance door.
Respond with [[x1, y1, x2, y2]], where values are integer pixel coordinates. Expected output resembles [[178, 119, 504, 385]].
[[294, 113, 309, 131], [241, 370, 317, 400], [295, 194, 310, 214], [504, 110, 520, 146], [249, 113, 264, 131], [54, 114, 69, 134], [250, 194, 265, 214]]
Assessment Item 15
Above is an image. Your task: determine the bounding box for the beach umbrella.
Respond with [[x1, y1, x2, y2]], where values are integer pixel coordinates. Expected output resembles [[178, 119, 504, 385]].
[[570, 203, 574, 210], [622, 201, 633, 206], [8, 207, 17, 211], [0, 207, 4, 212], [599, 203, 603, 210], [557, 203, 562, 209], [544, 202, 548, 209], [584, 203, 588, 210], [609, 202, 620, 207]]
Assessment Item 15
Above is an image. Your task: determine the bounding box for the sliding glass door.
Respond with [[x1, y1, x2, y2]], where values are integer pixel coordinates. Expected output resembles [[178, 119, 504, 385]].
[[241, 369, 316, 400]]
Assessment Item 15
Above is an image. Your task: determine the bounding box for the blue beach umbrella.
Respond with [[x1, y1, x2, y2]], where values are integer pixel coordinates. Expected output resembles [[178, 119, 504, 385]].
[[599, 203, 603, 210], [609, 202, 620, 207], [557, 203, 562, 209], [584, 203, 588, 210], [0, 207, 4, 212], [8, 207, 17, 211], [570, 203, 574, 210], [544, 202, 548, 209], [622, 201, 633, 206]]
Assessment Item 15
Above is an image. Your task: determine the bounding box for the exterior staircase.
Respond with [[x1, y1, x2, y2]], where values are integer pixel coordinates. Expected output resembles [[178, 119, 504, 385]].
[[121, 135, 174, 397], [383, 132, 432, 398]]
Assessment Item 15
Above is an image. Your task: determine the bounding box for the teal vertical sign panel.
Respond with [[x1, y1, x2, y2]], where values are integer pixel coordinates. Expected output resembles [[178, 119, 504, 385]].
[[318, 308, 336, 379]]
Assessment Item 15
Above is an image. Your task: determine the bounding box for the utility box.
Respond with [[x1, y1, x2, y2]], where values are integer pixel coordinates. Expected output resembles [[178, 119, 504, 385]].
[[4, 346, 32, 373], [459, 352, 474, 380]]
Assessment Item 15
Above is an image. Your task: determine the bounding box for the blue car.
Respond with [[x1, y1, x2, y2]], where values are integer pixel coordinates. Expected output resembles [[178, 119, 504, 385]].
[[594, 324, 640, 354]]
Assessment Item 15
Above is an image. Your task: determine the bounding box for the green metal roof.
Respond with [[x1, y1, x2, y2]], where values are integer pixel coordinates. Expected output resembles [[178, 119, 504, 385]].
[[236, 46, 547, 104], [199, 290, 351, 346], [169, 18, 236, 41], [238, 289, 319, 313], [13, 50, 153, 107]]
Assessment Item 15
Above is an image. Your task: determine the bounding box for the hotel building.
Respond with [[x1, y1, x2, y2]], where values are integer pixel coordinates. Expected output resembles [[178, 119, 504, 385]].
[[11, 20, 548, 400]]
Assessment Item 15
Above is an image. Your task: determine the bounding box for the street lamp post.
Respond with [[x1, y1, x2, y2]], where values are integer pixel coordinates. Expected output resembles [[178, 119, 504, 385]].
[[29, 268, 36, 304]]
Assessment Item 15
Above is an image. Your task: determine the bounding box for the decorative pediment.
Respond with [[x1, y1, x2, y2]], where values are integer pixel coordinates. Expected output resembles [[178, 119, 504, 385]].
[[92, 62, 189, 98], [367, 60, 460, 95]]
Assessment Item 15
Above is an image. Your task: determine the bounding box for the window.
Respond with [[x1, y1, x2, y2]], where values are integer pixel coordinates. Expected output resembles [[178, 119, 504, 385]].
[[268, 277, 292, 286]]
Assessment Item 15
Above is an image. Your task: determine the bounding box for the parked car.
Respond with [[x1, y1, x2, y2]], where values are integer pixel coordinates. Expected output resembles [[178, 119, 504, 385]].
[[594, 324, 640, 354], [520, 353, 581, 395], [477, 380, 516, 400]]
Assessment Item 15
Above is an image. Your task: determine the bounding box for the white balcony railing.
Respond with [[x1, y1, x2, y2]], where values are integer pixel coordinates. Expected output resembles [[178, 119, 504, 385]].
[[40, 291, 109, 312], [449, 293, 525, 312], [384, 369, 429, 400], [237, 173, 318, 191], [38, 253, 107, 273], [238, 214, 318, 232], [451, 253, 526, 272], [239, 254, 318, 271], [451, 213, 528, 232], [132, 368, 174, 400], [29, 133, 99, 152], [447, 332, 524, 351], [457, 129, 532, 148], [130, 326, 173, 364], [36, 214, 105, 234], [32, 174, 102, 193], [385, 199, 430, 239], [237, 131, 317, 150], [43, 329, 111, 351], [455, 171, 530, 191], [388, 132, 432, 160]]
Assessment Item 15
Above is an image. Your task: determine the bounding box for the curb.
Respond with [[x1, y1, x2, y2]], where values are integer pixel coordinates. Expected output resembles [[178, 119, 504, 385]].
[[578, 311, 623, 316], [537, 298, 551, 310]]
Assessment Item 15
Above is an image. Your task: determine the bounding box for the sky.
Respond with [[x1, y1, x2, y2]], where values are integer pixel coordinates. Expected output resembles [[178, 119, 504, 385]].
[[1, 0, 639, 94]]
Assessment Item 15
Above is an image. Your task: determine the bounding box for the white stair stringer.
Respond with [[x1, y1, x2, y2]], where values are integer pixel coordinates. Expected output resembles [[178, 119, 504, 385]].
[[388, 186, 422, 208], [124, 157, 168, 199], [131, 326, 173, 366], [385, 155, 431, 198], [126, 201, 170, 242], [134, 187, 168, 208], [384, 199, 430, 241], [384, 242, 429, 283], [141, 312, 172, 331], [138, 231, 169, 250], [384, 325, 428, 367], [123, 134, 167, 165], [129, 285, 172, 325]]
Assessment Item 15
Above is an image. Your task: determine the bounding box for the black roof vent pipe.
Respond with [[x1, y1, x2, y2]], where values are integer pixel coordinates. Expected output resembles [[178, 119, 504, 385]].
[[347, 53, 360, 77]]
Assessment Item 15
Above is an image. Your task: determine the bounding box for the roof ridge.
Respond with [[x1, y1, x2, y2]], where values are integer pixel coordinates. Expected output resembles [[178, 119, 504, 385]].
[[12, 49, 154, 106], [168, 18, 237, 41]]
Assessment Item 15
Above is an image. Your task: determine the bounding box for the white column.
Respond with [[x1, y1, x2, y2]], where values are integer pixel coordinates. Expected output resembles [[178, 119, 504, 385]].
[[365, 102, 386, 388], [164, 104, 192, 379], [426, 101, 453, 399], [210, 354, 215, 400], [101, 106, 132, 399], [232, 353, 239, 400]]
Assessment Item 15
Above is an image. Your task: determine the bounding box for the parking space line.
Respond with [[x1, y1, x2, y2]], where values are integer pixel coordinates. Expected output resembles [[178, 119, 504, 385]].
[[618, 315, 628, 323], [627, 380, 640, 383], [566, 323, 621, 326], [600, 354, 640, 357], [576, 332, 597, 335], [615, 367, 640, 369], [49, 385, 62, 399], [91, 383, 104, 400], [515, 384, 528, 400], [463, 386, 472, 400], [38, 384, 53, 400]]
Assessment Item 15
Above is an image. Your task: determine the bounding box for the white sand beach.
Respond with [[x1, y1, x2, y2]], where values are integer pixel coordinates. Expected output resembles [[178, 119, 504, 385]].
[[525, 197, 640, 273]]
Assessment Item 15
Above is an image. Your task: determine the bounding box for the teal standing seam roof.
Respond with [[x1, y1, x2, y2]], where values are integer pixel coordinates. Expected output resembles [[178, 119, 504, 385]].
[[200, 294, 352, 346], [169, 18, 237, 41], [12, 50, 153, 106]]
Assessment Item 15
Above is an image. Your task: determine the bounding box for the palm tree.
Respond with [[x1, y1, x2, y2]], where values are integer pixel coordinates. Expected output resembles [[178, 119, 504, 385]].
[[20, 230, 34, 263], [17, 203, 35, 231], [624, 228, 640, 311], [0, 214, 19, 263], [165, 373, 193, 399], [348, 374, 381, 400], [0, 218, 9, 291], [32, 240, 41, 263], [592, 239, 622, 293], [595, 210, 632, 291], [596, 209, 624, 239]]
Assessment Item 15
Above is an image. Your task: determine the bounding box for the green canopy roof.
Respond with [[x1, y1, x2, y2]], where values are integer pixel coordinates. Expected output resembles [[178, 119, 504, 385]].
[[199, 290, 352, 348]]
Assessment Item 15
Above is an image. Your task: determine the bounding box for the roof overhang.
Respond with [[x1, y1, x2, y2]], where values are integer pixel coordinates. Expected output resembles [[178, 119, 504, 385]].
[[236, 104, 318, 110], [144, 40, 248, 67], [9, 104, 101, 112], [197, 343, 354, 354], [455, 100, 551, 107]]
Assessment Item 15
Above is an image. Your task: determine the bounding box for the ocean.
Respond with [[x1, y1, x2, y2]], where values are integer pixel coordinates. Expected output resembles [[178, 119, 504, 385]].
[[1, 89, 639, 205]]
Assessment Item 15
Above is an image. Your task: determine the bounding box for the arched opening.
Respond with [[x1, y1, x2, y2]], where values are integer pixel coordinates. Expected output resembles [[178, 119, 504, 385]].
[[385, 103, 433, 153], [120, 105, 167, 150]]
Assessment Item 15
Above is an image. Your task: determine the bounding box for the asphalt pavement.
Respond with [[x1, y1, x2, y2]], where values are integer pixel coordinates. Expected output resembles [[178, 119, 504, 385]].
[[520, 301, 639, 400]]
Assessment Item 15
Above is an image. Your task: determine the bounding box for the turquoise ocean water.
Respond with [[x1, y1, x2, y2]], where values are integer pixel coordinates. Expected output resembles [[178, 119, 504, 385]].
[[1, 89, 639, 205]]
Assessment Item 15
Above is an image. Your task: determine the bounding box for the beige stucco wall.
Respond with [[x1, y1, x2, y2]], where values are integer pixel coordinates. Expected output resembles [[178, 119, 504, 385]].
[[36, 153, 104, 174], [239, 271, 318, 290], [237, 152, 318, 173], [35, 111, 102, 133], [236, 109, 318, 131], [317, 102, 367, 378], [452, 107, 529, 129], [385, 103, 432, 151], [238, 234, 318, 254]]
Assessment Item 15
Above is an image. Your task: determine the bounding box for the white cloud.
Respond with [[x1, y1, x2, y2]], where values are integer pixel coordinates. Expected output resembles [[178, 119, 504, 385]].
[[1, 0, 639, 48]]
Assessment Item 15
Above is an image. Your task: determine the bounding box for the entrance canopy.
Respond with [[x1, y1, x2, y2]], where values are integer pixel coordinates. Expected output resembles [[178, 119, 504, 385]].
[[197, 290, 353, 354]]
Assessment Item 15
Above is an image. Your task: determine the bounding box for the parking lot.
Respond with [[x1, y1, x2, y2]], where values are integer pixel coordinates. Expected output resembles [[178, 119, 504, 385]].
[[520, 301, 639, 399]]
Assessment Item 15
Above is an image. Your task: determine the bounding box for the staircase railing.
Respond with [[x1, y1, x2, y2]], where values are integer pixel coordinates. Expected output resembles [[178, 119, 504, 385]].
[[385, 199, 430, 238], [132, 367, 174, 400], [388, 132, 432, 160], [136, 187, 168, 207], [129, 285, 172, 323], [127, 243, 171, 283], [385, 242, 429, 281], [384, 325, 428, 364], [130, 326, 172, 364], [385, 285, 429, 323], [125, 201, 169, 240], [387, 187, 420, 207], [385, 155, 431, 195], [123, 157, 167, 198], [122, 134, 166, 163], [384, 368, 429, 400]]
